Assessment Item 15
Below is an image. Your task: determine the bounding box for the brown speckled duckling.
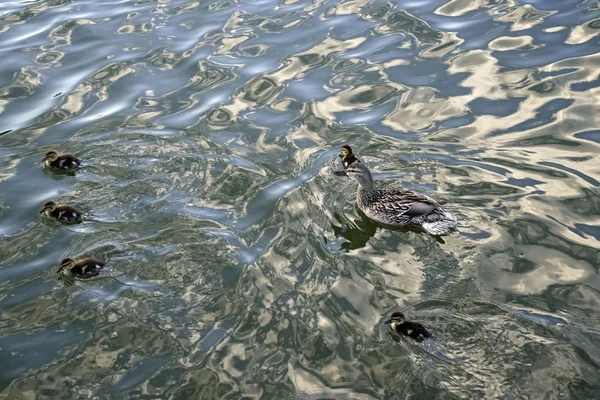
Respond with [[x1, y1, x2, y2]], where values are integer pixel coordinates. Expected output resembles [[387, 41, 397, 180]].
[[43, 150, 81, 171], [57, 258, 104, 279], [40, 200, 83, 223], [385, 311, 432, 342]]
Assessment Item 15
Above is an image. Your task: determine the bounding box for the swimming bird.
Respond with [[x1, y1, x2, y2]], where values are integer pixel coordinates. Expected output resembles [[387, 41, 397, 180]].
[[43, 150, 81, 171], [57, 258, 104, 279], [343, 161, 457, 235], [339, 144, 361, 169], [385, 311, 432, 342], [40, 200, 83, 223]]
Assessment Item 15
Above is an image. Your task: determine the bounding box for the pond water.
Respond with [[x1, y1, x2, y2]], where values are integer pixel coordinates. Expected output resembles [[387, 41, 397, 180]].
[[1, 0, 599, 398]]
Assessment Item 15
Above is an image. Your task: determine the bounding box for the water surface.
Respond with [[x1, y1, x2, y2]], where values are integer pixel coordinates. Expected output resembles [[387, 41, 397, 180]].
[[1, 0, 600, 398]]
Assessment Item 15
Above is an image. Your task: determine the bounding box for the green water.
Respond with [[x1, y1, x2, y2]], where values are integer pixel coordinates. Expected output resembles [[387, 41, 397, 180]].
[[1, 0, 600, 398]]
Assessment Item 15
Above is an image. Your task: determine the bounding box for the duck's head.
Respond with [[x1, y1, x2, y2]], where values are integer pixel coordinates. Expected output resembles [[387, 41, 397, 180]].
[[345, 162, 373, 187], [57, 258, 74, 273], [44, 150, 59, 162], [385, 311, 406, 326], [40, 200, 57, 213], [339, 145, 353, 159]]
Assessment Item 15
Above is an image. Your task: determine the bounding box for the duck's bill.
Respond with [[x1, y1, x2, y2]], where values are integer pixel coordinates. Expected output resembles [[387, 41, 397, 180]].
[[39, 209, 44, 214], [333, 170, 347, 177], [384, 319, 391, 324]]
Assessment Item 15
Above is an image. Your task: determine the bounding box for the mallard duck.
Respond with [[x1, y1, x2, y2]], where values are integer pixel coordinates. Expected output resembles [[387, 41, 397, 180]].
[[341, 161, 457, 235], [40, 200, 83, 223], [43, 150, 81, 171], [339, 144, 361, 169], [385, 311, 432, 342], [57, 258, 104, 279]]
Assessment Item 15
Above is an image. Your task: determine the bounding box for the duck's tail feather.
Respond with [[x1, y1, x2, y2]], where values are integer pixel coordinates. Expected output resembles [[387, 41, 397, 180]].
[[421, 211, 458, 236]]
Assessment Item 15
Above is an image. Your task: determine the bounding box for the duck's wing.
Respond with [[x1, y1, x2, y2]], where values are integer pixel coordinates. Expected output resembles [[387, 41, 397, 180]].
[[74, 259, 104, 277], [59, 206, 83, 220], [70, 263, 86, 276], [405, 321, 433, 342], [58, 155, 81, 169], [372, 189, 441, 217]]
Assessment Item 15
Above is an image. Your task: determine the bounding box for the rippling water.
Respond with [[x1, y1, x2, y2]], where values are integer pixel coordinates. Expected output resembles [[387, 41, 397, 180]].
[[1, 0, 600, 398]]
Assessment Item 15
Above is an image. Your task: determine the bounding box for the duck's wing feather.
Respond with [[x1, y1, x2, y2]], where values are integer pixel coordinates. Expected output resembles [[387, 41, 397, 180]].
[[371, 188, 441, 217], [403, 201, 436, 217]]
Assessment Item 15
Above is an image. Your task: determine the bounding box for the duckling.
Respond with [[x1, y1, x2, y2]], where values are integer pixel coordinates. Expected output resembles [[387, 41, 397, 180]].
[[43, 150, 81, 171], [40, 200, 83, 223], [333, 145, 361, 177], [57, 258, 104, 279], [385, 311, 432, 342], [343, 161, 457, 235], [339, 144, 361, 169]]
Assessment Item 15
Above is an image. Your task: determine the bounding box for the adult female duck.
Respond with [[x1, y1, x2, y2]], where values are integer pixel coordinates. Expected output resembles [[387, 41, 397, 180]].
[[343, 161, 457, 235]]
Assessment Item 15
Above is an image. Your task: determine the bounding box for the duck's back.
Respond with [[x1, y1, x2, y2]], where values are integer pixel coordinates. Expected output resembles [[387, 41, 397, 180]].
[[54, 205, 83, 221], [49, 154, 81, 170], [73, 259, 104, 277], [361, 188, 436, 220], [397, 321, 432, 342], [361, 188, 457, 234]]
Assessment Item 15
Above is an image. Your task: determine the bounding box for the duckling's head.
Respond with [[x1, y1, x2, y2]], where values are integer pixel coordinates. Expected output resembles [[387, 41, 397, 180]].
[[57, 258, 75, 273], [385, 311, 406, 327], [345, 162, 373, 187], [44, 150, 59, 162], [41, 200, 57, 213], [339, 145, 353, 158]]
